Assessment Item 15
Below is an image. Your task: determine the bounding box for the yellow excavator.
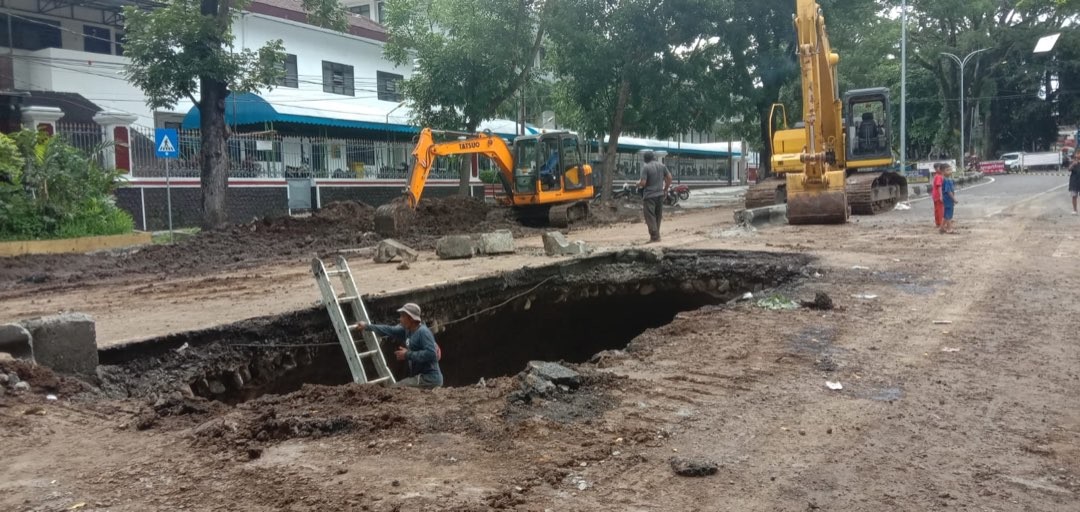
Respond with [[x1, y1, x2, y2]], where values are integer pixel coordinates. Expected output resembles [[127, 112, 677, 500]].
[[374, 128, 595, 236], [744, 0, 907, 223]]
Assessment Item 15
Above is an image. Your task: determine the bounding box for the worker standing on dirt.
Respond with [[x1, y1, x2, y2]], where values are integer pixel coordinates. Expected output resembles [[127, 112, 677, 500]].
[[637, 150, 673, 243], [353, 303, 443, 389]]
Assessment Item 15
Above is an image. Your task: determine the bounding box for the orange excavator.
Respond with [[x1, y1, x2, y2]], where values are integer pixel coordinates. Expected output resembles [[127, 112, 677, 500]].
[[374, 128, 596, 237], [744, 0, 907, 223]]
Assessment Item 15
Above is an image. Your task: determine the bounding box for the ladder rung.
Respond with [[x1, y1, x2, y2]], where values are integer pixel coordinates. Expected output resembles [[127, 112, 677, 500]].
[[338, 295, 359, 302], [325, 269, 347, 276], [368, 376, 392, 384], [357, 349, 379, 358]]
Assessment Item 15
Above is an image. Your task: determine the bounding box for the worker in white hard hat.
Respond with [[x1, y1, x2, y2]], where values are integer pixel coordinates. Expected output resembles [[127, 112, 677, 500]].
[[353, 302, 443, 388]]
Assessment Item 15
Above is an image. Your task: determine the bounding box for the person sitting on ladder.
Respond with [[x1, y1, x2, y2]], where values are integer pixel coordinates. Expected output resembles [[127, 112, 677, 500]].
[[353, 303, 443, 389]]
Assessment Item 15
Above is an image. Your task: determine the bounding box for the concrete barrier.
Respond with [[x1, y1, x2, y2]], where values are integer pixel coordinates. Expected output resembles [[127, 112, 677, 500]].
[[20, 313, 98, 376], [436, 235, 476, 259], [734, 204, 787, 228]]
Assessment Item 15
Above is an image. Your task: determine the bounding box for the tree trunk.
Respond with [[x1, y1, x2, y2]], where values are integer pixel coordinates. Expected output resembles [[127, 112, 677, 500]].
[[757, 101, 772, 180], [601, 77, 631, 203], [459, 120, 478, 196], [199, 77, 230, 230]]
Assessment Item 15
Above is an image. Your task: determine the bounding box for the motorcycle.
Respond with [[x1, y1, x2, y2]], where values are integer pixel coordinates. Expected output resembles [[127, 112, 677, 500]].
[[672, 184, 690, 201], [612, 183, 638, 199], [663, 187, 680, 207]]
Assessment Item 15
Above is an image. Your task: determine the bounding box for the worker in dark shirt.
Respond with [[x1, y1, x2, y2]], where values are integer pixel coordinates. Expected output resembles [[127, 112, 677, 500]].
[[353, 303, 443, 388]]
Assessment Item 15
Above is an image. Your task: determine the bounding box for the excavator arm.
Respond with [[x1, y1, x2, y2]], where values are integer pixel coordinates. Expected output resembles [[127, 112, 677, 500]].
[[783, 0, 849, 224], [402, 128, 516, 208], [375, 128, 517, 237]]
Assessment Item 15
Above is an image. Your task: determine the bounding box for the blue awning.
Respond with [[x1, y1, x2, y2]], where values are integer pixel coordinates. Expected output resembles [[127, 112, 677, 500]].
[[181, 92, 418, 133]]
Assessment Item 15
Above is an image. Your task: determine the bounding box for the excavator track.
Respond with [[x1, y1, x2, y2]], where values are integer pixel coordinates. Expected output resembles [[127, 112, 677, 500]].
[[846, 171, 908, 215], [744, 178, 787, 209], [546, 201, 589, 228]]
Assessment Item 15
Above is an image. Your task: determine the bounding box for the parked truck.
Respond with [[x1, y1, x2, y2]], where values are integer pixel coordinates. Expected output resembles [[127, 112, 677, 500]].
[[1001, 151, 1066, 173]]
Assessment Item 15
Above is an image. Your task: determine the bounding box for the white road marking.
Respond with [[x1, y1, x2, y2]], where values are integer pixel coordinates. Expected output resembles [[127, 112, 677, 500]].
[[984, 182, 1068, 218], [906, 177, 995, 204]]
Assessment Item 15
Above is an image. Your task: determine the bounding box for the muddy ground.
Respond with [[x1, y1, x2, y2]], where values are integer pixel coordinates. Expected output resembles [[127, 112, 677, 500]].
[[3, 175, 1080, 510], [0, 196, 637, 292]]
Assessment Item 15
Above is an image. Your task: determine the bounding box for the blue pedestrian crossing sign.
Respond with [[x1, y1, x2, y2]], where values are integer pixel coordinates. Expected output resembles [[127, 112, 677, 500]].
[[155, 128, 179, 159]]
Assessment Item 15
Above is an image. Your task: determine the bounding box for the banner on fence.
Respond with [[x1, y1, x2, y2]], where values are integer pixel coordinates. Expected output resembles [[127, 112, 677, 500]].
[[979, 161, 1006, 175]]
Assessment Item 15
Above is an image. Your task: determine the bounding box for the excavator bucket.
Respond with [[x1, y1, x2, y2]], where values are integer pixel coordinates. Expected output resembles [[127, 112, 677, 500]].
[[785, 170, 849, 225], [374, 198, 416, 238]]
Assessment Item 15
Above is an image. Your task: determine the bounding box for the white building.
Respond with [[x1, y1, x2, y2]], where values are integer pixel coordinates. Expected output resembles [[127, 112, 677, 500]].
[[0, 0, 410, 129]]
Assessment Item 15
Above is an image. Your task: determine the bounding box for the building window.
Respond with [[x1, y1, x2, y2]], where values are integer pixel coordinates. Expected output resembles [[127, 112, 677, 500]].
[[84, 25, 112, 54], [377, 71, 403, 102], [377, 1, 385, 23], [322, 61, 354, 96], [279, 54, 298, 88], [348, 4, 371, 18], [115, 32, 125, 56], [0, 14, 61, 51], [164, 122, 182, 131]]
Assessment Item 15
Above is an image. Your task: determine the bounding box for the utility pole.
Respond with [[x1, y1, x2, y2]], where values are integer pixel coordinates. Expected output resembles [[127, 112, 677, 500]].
[[941, 48, 989, 169]]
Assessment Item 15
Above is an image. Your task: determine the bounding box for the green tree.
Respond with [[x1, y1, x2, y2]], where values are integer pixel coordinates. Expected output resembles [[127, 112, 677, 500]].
[[548, 0, 729, 201], [383, 0, 549, 195], [123, 0, 346, 229]]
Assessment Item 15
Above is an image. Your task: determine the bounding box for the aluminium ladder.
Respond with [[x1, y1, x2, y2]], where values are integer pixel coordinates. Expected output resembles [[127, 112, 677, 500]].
[[311, 255, 396, 385]]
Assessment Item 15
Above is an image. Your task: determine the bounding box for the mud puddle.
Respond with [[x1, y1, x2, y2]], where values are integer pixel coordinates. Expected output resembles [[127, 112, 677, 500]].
[[95, 249, 812, 403]]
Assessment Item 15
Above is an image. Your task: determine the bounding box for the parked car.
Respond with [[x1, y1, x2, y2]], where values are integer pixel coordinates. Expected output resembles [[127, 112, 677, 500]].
[[1001, 152, 1022, 173]]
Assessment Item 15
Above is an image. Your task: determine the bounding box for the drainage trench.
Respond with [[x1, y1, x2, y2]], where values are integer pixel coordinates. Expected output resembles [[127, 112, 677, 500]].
[[98, 249, 810, 404]]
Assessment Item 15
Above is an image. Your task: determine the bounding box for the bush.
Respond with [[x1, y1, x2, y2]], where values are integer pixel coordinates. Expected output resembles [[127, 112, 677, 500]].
[[0, 130, 134, 241], [479, 169, 499, 184]]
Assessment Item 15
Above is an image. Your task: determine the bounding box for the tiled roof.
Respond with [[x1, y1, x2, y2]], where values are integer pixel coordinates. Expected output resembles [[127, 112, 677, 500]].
[[248, 0, 387, 42]]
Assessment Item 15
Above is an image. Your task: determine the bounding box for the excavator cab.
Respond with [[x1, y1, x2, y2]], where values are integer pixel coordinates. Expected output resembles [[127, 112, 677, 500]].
[[844, 88, 892, 167], [511, 132, 589, 196]]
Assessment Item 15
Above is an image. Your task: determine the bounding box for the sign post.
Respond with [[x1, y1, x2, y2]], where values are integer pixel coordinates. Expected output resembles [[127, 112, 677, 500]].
[[154, 128, 179, 241]]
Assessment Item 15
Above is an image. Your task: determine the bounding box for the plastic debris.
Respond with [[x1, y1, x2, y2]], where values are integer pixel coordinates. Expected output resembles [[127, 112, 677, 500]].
[[941, 347, 961, 353], [46, 394, 58, 401], [851, 294, 878, 300], [932, 320, 953, 325], [894, 202, 912, 211], [851, 265, 870, 270], [175, 342, 190, 353], [740, 292, 754, 300], [826, 381, 843, 390], [756, 293, 800, 311]]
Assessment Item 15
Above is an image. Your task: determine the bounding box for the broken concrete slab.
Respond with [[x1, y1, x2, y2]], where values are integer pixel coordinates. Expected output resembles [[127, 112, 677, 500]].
[[20, 313, 98, 376], [0, 323, 33, 361], [478, 230, 516, 255], [436, 235, 476, 260], [542, 232, 592, 257], [527, 361, 582, 388], [373, 239, 419, 263]]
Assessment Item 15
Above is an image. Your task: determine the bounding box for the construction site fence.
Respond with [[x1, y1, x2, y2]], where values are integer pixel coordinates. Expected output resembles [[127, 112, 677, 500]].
[[53, 123, 742, 182]]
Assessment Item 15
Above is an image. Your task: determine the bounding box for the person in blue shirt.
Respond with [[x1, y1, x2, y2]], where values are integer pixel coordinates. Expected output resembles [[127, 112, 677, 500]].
[[353, 303, 443, 388], [940, 165, 959, 234]]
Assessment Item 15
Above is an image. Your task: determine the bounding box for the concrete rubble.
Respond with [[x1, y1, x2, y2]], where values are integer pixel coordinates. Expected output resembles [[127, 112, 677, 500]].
[[542, 232, 592, 257], [373, 239, 419, 263], [477, 230, 516, 255], [436, 235, 476, 260], [0, 323, 34, 361], [510, 361, 583, 403], [20, 313, 98, 377]]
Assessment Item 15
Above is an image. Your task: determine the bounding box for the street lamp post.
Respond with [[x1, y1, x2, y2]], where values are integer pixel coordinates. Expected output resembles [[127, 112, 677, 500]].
[[941, 48, 989, 168], [900, 0, 907, 172]]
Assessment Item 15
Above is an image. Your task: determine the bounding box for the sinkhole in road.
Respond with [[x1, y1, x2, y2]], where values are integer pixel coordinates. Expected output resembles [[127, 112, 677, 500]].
[[98, 249, 810, 404]]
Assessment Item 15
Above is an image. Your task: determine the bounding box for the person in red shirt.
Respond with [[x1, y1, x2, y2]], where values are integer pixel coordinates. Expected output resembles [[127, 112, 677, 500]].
[[931, 163, 945, 227]]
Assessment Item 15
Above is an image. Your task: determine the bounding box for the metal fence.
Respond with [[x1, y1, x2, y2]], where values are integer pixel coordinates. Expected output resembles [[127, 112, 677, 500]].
[[55, 122, 106, 167], [126, 126, 465, 180], [52, 123, 738, 182]]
